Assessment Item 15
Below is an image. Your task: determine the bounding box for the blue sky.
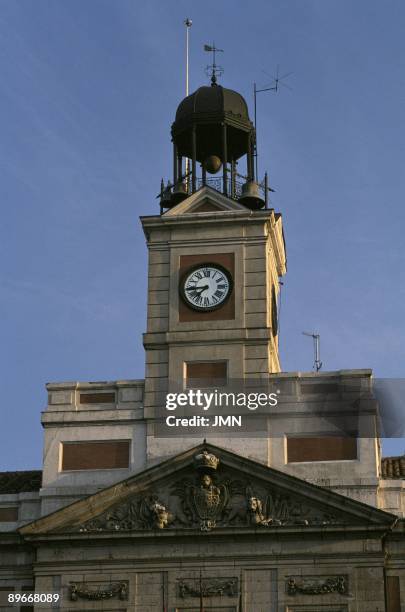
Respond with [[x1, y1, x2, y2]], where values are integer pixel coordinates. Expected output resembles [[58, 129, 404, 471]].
[[1, 0, 404, 470]]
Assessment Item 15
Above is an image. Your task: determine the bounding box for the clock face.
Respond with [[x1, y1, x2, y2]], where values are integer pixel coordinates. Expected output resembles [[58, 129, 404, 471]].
[[180, 263, 233, 311]]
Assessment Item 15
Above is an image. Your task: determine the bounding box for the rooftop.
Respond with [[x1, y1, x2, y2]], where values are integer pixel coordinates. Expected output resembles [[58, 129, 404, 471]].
[[0, 470, 42, 494]]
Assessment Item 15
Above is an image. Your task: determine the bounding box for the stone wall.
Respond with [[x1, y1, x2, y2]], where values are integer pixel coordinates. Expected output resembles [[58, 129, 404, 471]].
[[25, 528, 404, 611]]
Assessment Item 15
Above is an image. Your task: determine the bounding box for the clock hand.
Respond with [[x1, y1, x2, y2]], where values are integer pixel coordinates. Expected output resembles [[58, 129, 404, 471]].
[[185, 285, 209, 293]]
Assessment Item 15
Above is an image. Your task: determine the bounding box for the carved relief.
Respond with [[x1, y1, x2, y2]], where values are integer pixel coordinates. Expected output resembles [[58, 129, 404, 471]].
[[173, 473, 228, 531], [247, 496, 274, 526], [75, 451, 345, 533], [172, 450, 228, 530], [191, 473, 228, 531], [69, 581, 127, 601], [79, 495, 174, 532], [194, 449, 220, 471], [225, 484, 337, 528], [178, 577, 238, 598], [286, 575, 348, 596]]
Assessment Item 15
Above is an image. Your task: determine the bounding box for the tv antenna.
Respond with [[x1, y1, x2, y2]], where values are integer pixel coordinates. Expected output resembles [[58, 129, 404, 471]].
[[302, 331, 322, 372], [204, 43, 224, 84], [254, 65, 292, 178]]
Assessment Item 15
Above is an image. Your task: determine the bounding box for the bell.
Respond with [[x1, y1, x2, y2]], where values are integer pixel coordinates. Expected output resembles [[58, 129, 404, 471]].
[[238, 180, 265, 210], [204, 155, 222, 174], [171, 181, 189, 205], [160, 180, 173, 209]]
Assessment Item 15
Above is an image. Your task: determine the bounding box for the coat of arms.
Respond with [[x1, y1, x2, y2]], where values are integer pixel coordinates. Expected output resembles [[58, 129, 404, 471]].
[[189, 473, 228, 531], [174, 450, 228, 530]]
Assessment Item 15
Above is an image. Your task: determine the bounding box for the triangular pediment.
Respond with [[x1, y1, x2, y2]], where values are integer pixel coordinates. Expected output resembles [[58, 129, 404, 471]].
[[20, 443, 395, 538], [163, 186, 248, 217]]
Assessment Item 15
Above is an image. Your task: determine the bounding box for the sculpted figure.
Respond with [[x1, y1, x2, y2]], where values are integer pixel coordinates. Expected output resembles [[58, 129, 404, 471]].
[[248, 496, 272, 526], [200, 474, 220, 494], [137, 495, 174, 529], [146, 497, 174, 529]]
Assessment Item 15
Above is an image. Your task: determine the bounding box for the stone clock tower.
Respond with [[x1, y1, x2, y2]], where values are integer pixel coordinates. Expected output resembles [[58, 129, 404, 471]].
[[141, 79, 286, 462]]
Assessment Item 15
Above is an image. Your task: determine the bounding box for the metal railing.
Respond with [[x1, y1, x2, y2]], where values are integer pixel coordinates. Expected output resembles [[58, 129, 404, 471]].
[[159, 171, 271, 208]]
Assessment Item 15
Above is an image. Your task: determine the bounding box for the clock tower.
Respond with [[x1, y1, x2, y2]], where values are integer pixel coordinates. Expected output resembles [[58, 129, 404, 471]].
[[141, 78, 286, 462]]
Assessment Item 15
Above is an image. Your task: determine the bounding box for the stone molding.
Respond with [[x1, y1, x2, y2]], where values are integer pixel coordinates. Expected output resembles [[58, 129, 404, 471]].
[[178, 577, 238, 598], [286, 575, 347, 596], [69, 581, 128, 601]]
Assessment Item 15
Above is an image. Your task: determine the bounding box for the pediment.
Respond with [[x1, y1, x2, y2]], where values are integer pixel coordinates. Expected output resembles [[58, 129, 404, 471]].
[[163, 186, 248, 217], [20, 443, 395, 537]]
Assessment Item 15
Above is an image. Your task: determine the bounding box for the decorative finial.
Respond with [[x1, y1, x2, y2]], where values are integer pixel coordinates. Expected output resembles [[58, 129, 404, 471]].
[[204, 43, 224, 86]]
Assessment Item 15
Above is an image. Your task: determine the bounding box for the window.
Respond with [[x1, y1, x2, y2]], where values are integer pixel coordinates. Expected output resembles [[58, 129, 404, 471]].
[[0, 507, 18, 521], [386, 576, 401, 612], [185, 361, 228, 388], [79, 392, 115, 404], [287, 436, 357, 462], [61, 440, 130, 471]]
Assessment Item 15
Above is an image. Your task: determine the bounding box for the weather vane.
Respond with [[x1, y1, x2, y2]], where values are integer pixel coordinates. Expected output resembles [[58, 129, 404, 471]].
[[204, 43, 224, 85]]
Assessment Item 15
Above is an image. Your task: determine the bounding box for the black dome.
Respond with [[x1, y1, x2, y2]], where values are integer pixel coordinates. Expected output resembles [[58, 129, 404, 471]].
[[175, 85, 250, 125], [172, 84, 254, 163]]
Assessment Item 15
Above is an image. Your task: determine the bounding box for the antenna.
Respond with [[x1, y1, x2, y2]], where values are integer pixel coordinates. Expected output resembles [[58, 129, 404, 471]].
[[204, 42, 224, 84], [302, 331, 322, 372], [254, 65, 292, 178]]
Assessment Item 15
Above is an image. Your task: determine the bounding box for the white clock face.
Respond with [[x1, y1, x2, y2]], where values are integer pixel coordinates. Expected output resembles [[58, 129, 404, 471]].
[[181, 264, 232, 311]]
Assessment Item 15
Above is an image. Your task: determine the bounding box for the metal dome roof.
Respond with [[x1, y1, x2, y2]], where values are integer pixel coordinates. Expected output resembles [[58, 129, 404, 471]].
[[171, 84, 254, 162], [175, 84, 250, 125]]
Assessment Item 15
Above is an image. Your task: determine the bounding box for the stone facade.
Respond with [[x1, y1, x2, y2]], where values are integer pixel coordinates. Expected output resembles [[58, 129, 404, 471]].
[[1, 187, 404, 611], [16, 444, 405, 611]]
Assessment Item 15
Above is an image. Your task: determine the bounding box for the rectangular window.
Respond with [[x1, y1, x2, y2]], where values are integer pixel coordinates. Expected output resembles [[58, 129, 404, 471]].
[[386, 576, 401, 612], [0, 585, 14, 609], [0, 507, 18, 521], [61, 440, 130, 471], [79, 392, 115, 404], [185, 361, 228, 388], [21, 585, 34, 612], [300, 383, 339, 394], [287, 436, 357, 462]]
